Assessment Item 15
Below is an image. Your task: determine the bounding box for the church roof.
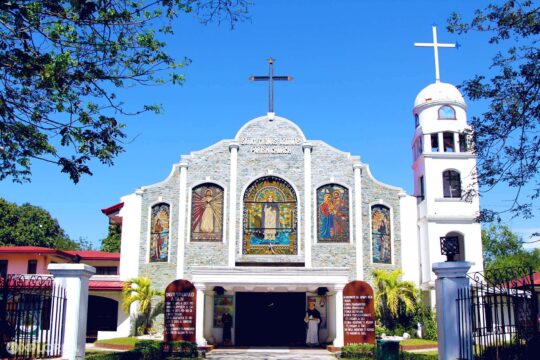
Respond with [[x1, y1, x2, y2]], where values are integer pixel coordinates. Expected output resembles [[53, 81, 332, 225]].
[[414, 82, 466, 110]]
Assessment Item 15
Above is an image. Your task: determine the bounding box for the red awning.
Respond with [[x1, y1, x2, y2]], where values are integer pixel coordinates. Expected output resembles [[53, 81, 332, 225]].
[[89, 280, 124, 291]]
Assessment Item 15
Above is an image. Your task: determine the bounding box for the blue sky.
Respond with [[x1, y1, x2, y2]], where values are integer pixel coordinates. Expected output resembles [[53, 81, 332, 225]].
[[1, 1, 538, 249]]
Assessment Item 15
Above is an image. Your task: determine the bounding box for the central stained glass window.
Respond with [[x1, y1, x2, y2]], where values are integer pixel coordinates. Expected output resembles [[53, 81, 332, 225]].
[[243, 176, 297, 255]]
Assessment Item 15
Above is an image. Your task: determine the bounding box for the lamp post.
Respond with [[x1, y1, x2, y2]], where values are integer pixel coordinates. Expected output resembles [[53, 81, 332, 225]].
[[440, 236, 460, 262]]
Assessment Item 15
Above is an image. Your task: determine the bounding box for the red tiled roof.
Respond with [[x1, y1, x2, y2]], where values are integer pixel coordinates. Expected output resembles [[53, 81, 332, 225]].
[[0, 246, 75, 259], [101, 202, 124, 225], [506, 272, 540, 288], [65, 250, 120, 261], [0, 247, 119, 261], [89, 280, 124, 291]]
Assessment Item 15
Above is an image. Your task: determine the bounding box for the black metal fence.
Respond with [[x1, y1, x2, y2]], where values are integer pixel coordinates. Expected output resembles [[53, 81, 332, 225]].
[[0, 274, 66, 359], [457, 267, 539, 360]]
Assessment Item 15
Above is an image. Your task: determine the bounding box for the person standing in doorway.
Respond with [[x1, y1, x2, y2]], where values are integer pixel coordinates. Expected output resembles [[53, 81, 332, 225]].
[[222, 310, 233, 346], [304, 302, 321, 347]]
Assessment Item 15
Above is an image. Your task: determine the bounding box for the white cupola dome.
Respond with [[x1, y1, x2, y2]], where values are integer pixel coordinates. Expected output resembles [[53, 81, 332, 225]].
[[413, 82, 466, 112]]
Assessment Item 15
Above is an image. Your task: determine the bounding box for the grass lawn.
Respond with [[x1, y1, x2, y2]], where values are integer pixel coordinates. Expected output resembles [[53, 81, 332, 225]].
[[401, 339, 438, 346], [94, 337, 140, 346]]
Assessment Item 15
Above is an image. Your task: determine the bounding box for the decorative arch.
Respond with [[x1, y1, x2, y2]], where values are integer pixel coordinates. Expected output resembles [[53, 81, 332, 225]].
[[242, 176, 297, 255], [150, 203, 169, 262], [443, 170, 461, 198], [371, 204, 391, 264], [438, 105, 456, 120], [191, 183, 224, 242], [316, 184, 350, 242]]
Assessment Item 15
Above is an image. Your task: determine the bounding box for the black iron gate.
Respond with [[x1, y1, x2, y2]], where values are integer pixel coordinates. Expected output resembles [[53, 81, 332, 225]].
[[0, 274, 66, 359], [457, 267, 539, 360]]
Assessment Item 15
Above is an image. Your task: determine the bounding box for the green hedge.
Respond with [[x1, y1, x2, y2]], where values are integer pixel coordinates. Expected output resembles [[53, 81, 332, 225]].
[[85, 340, 199, 360], [341, 344, 376, 359], [340, 344, 438, 360], [400, 352, 438, 360]]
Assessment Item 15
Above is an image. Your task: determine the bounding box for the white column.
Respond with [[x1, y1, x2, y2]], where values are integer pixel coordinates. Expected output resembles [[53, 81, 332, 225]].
[[423, 134, 430, 153], [438, 132, 444, 152], [119, 192, 142, 280], [333, 285, 345, 347], [454, 132, 460, 152], [303, 142, 313, 267], [48, 264, 95, 360], [353, 164, 364, 280], [432, 261, 473, 360], [195, 285, 207, 346], [228, 142, 239, 266], [177, 162, 188, 279]]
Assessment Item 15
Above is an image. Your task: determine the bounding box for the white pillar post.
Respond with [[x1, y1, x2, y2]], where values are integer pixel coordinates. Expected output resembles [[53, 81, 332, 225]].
[[438, 132, 444, 152], [228, 142, 239, 266], [333, 285, 345, 347], [177, 162, 189, 279], [48, 264, 95, 360], [303, 142, 313, 267], [195, 285, 207, 346], [432, 261, 473, 360], [353, 164, 363, 280], [454, 132, 460, 152]]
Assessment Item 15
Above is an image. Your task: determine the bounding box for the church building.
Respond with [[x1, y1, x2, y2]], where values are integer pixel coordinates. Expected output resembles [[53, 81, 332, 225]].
[[106, 30, 484, 347]]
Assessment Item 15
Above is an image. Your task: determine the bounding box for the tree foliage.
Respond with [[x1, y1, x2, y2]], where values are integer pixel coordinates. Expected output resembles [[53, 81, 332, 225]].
[[482, 224, 540, 272], [447, 1, 540, 220], [101, 222, 121, 253], [0, 197, 83, 249], [122, 277, 163, 335], [372, 269, 418, 332], [0, 0, 249, 183]]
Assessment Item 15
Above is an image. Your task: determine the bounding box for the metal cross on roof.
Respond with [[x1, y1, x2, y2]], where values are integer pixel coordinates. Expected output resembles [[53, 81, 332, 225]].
[[414, 26, 458, 83], [249, 58, 292, 115]]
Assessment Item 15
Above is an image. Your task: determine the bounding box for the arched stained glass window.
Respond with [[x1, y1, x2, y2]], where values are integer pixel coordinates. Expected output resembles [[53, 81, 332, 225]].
[[150, 203, 169, 262], [191, 184, 224, 242], [243, 176, 297, 255], [317, 184, 350, 242], [438, 105, 456, 120], [372, 205, 391, 264]]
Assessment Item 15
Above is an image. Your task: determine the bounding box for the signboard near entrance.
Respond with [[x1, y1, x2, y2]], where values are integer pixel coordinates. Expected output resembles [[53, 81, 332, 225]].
[[343, 281, 375, 345], [164, 279, 196, 342]]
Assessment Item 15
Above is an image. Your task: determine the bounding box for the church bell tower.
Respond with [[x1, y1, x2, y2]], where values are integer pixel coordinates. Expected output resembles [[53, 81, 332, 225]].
[[412, 27, 483, 297]]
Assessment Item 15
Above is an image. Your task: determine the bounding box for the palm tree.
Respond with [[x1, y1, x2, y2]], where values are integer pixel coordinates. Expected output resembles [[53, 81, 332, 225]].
[[122, 277, 164, 335], [372, 269, 418, 331]]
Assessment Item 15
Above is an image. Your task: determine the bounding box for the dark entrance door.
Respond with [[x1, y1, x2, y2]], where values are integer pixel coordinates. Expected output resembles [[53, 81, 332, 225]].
[[86, 295, 118, 342], [236, 292, 305, 346]]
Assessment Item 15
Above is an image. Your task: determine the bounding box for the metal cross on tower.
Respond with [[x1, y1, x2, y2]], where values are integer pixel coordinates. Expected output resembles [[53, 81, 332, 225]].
[[414, 26, 458, 83], [249, 58, 292, 116]]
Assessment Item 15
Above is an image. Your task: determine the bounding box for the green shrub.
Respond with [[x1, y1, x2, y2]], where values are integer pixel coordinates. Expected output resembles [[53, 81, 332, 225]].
[[341, 344, 376, 359], [163, 341, 198, 358], [400, 351, 438, 359], [134, 340, 163, 360], [86, 340, 200, 360], [421, 311, 437, 341]]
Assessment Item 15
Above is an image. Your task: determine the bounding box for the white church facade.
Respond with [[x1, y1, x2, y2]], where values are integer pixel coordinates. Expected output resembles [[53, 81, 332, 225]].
[[107, 74, 484, 346]]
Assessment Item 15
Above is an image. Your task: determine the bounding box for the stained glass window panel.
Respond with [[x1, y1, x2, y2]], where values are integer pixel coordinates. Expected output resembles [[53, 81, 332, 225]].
[[243, 176, 297, 255], [191, 184, 224, 242], [317, 184, 350, 242], [150, 203, 169, 262], [372, 205, 391, 264]]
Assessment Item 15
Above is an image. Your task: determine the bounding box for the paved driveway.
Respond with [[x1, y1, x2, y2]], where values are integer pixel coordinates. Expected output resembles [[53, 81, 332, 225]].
[[206, 348, 337, 359]]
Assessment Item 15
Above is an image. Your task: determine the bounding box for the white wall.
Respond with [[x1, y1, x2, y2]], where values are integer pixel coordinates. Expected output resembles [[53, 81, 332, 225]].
[[119, 192, 142, 281], [400, 195, 420, 286]]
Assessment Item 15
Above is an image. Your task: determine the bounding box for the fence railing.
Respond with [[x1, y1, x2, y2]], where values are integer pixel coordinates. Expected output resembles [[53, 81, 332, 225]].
[[0, 274, 66, 359], [457, 267, 539, 360]]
